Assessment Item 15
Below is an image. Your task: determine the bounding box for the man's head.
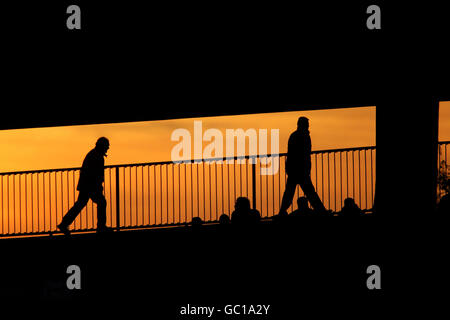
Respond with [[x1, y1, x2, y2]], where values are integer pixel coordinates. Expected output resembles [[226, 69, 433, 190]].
[[96, 137, 110, 156], [344, 197, 356, 208], [235, 197, 251, 212], [297, 196, 309, 210], [297, 116, 309, 131]]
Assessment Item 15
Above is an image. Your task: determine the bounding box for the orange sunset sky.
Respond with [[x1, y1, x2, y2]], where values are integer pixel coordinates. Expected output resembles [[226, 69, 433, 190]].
[[0, 106, 377, 173]]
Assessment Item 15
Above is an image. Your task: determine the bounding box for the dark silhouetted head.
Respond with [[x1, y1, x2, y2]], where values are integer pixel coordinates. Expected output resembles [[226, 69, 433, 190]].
[[297, 196, 309, 211], [344, 198, 356, 208], [96, 137, 110, 156], [219, 214, 231, 225], [235, 197, 251, 212], [191, 217, 204, 227], [297, 117, 309, 131]]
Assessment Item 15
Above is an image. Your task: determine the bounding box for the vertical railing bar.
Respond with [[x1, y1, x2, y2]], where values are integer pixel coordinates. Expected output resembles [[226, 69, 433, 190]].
[[198, 160, 206, 221], [333, 152, 336, 212], [210, 162, 214, 218], [321, 154, 324, 208], [195, 162, 199, 221], [221, 162, 225, 216], [67, 171, 70, 231], [203, 162, 206, 221], [109, 168, 113, 228], [239, 159, 242, 198], [352, 151, 355, 199], [153, 166, 157, 225], [346, 151, 349, 199], [327, 153, 330, 211], [209, 161, 212, 221], [42, 172, 47, 232], [25, 174, 28, 234], [370, 149, 374, 208], [235, 162, 237, 212], [191, 163, 193, 221], [13, 175, 15, 234], [178, 164, 181, 224], [340, 152, 343, 211], [0, 176, 3, 234], [18, 175, 21, 234], [148, 165, 151, 226], [135, 166, 139, 227], [55, 172, 59, 230], [166, 164, 170, 224], [139, 166, 142, 226], [171, 164, 174, 224], [278, 156, 281, 212], [252, 159, 257, 211], [358, 150, 361, 208], [364, 150, 367, 210], [266, 157, 269, 217], [74, 171, 78, 230], [6, 175, 9, 234], [30, 175, 33, 234], [160, 165, 163, 225], [122, 167, 125, 228], [129, 166, 132, 227], [184, 163, 187, 224], [37, 173, 40, 233], [115, 167, 121, 231], [49, 172, 52, 231], [272, 158, 275, 216], [215, 161, 219, 220], [228, 162, 232, 216], [314, 154, 318, 198]]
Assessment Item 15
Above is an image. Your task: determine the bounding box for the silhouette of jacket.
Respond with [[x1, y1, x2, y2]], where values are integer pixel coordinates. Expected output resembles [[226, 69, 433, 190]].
[[77, 148, 105, 192], [340, 198, 362, 217], [286, 129, 312, 176], [231, 208, 261, 225]]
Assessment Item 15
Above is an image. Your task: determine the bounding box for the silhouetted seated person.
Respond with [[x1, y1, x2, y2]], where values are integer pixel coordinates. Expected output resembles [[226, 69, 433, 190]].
[[437, 194, 449, 214], [191, 217, 204, 230], [290, 196, 315, 218], [219, 213, 231, 225], [272, 210, 289, 225], [279, 117, 327, 215], [231, 197, 261, 226], [58, 137, 113, 236], [339, 198, 363, 217]]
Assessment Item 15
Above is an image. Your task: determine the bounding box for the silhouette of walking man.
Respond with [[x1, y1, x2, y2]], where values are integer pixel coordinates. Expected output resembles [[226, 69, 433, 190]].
[[279, 117, 327, 214], [58, 137, 111, 236]]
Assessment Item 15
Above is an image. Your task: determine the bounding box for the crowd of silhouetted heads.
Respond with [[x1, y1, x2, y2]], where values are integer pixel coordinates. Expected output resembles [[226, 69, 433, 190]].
[[187, 196, 372, 230]]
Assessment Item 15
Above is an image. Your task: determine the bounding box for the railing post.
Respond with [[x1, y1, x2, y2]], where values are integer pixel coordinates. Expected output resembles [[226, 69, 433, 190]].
[[252, 157, 257, 210], [115, 166, 121, 231]]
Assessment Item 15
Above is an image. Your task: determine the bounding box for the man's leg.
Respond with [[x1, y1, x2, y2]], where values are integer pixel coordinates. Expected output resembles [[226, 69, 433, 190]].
[[299, 175, 326, 212], [59, 192, 89, 228], [279, 176, 298, 213], [90, 190, 107, 230]]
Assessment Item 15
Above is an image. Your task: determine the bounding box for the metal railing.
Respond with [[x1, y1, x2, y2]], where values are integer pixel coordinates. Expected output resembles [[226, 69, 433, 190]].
[[0, 145, 377, 238]]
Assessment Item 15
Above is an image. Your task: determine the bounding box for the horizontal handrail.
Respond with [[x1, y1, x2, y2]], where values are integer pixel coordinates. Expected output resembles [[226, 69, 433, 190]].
[[0, 145, 377, 176]]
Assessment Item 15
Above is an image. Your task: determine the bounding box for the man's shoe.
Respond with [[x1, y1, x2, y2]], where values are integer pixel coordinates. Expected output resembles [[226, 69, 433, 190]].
[[57, 224, 71, 236]]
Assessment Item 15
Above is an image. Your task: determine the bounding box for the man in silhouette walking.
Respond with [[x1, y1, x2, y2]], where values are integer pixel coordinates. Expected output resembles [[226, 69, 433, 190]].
[[279, 117, 327, 215], [58, 137, 112, 235]]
